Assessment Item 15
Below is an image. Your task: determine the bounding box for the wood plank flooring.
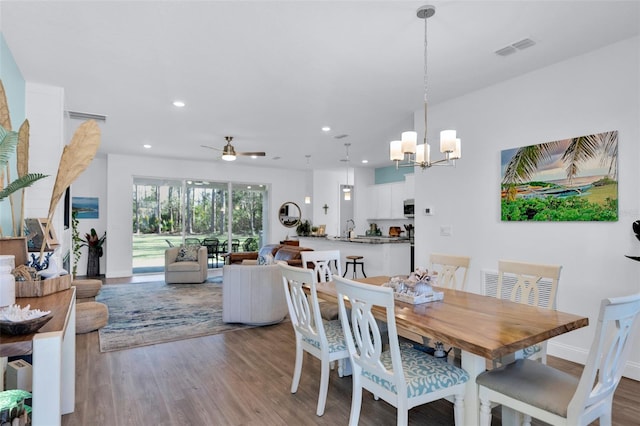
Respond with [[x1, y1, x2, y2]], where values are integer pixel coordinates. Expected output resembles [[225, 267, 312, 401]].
[[63, 275, 639, 425]]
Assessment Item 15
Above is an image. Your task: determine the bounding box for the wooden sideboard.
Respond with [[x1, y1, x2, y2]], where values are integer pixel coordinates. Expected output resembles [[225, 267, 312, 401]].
[[1, 287, 76, 425]]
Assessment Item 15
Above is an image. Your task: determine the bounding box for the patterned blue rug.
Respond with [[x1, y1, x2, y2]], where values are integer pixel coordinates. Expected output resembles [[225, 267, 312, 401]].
[[96, 279, 249, 352]]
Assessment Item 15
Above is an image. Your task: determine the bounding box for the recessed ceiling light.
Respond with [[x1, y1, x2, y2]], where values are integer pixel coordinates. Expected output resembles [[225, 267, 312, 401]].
[[322, 126, 331, 132], [143, 144, 152, 149], [173, 100, 185, 107], [361, 159, 368, 164]]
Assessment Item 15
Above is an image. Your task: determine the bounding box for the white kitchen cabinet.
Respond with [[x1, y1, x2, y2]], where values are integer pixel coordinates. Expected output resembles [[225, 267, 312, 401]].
[[366, 181, 407, 220]]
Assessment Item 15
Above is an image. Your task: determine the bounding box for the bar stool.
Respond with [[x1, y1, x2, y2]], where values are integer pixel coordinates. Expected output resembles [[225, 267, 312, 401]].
[[343, 255, 366, 278]]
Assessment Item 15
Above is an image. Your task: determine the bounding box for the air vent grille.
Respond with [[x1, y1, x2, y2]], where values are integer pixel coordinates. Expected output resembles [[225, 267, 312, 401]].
[[66, 111, 107, 121], [495, 38, 536, 57], [334, 134, 349, 139], [512, 38, 536, 50], [481, 269, 554, 308], [495, 46, 517, 56]]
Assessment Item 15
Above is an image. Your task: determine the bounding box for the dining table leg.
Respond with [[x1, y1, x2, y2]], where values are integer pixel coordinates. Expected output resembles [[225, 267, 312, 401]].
[[461, 350, 486, 425]]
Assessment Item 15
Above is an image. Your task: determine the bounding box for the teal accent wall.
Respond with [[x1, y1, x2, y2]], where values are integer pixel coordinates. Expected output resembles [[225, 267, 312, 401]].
[[0, 33, 26, 236], [374, 165, 413, 184]]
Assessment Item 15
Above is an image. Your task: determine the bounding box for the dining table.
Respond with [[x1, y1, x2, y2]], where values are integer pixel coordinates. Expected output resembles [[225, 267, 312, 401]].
[[316, 275, 589, 425]]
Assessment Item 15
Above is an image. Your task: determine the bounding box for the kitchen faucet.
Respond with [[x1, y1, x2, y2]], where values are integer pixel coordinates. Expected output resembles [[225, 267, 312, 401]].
[[346, 219, 355, 238]]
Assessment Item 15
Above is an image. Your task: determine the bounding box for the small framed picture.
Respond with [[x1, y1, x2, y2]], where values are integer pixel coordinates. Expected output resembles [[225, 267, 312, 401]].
[[25, 218, 59, 251]]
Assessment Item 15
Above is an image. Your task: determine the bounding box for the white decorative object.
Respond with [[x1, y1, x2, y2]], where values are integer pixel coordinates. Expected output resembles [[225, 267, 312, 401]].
[[383, 273, 444, 305], [0, 254, 16, 307], [0, 304, 51, 322]]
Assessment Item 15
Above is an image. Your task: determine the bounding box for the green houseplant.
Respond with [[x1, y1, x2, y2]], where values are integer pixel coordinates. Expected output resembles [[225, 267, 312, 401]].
[[80, 228, 106, 277], [296, 219, 311, 236]]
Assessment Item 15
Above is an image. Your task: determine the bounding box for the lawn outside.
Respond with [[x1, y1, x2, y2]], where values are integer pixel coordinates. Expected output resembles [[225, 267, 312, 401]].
[[132, 234, 259, 270]]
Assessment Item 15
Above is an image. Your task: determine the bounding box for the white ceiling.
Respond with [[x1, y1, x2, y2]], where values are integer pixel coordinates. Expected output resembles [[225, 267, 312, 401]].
[[1, 1, 639, 170]]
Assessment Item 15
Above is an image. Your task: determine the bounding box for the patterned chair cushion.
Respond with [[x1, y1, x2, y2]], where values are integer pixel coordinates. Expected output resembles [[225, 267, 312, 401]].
[[362, 343, 469, 397], [523, 344, 541, 358], [301, 319, 347, 353]]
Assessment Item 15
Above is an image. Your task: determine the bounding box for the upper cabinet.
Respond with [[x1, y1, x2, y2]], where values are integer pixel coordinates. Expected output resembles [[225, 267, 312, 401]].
[[366, 180, 409, 220]]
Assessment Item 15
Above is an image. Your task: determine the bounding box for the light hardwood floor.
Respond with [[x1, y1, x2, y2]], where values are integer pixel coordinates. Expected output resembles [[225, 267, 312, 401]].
[[63, 275, 639, 425]]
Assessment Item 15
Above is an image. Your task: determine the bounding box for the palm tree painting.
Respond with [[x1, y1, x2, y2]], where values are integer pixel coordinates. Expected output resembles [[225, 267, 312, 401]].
[[501, 130, 618, 221]]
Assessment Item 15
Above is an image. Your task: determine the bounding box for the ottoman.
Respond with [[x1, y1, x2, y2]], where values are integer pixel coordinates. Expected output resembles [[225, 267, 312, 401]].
[[72, 278, 102, 299], [76, 301, 109, 334]]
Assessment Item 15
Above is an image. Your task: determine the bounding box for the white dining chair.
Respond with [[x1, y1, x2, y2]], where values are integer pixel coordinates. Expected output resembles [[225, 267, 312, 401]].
[[333, 275, 469, 426], [302, 250, 342, 283], [495, 260, 562, 364], [279, 263, 349, 416], [429, 253, 471, 290], [477, 292, 640, 426]]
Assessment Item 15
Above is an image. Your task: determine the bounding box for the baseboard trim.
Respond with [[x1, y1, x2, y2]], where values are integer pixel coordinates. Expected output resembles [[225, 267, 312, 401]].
[[549, 341, 640, 381]]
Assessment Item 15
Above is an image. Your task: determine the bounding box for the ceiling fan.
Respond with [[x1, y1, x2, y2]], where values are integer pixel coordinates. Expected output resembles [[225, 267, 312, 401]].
[[201, 136, 266, 161]]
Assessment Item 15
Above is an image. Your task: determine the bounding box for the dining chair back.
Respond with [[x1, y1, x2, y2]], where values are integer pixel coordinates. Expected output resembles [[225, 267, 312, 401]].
[[494, 260, 562, 363], [242, 237, 257, 252], [429, 253, 471, 290], [302, 250, 342, 283], [184, 237, 201, 246], [333, 275, 469, 426], [201, 238, 219, 268], [477, 292, 640, 426], [279, 263, 349, 417]]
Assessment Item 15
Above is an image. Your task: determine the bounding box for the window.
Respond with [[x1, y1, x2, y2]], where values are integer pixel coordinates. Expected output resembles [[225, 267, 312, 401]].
[[132, 178, 268, 272]]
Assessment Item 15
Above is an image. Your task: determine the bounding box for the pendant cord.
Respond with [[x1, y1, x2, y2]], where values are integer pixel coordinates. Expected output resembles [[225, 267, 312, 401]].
[[423, 11, 428, 147]]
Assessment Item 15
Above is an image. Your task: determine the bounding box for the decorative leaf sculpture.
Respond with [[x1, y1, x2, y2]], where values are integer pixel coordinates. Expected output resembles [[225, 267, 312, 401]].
[[40, 120, 101, 258], [17, 119, 30, 235], [0, 80, 12, 131]]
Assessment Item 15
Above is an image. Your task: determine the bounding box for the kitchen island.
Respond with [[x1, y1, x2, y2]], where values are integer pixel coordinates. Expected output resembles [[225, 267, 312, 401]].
[[297, 236, 411, 278]]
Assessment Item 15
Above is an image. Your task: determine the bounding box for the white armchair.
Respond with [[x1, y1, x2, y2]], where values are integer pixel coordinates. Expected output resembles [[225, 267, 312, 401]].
[[222, 262, 288, 325], [164, 246, 208, 284]]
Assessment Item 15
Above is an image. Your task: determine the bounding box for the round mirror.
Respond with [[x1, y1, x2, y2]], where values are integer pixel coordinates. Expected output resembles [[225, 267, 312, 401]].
[[279, 202, 301, 228]]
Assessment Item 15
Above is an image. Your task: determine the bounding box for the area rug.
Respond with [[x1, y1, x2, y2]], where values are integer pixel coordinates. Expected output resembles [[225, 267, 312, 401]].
[[96, 278, 251, 352]]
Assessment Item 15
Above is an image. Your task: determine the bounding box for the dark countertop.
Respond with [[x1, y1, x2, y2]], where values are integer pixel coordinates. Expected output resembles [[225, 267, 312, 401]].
[[299, 236, 410, 244]]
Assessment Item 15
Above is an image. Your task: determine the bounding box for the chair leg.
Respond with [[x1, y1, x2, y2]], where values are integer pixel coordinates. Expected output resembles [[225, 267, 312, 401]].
[[349, 377, 363, 426], [453, 394, 464, 426], [317, 359, 330, 416], [479, 397, 492, 426], [291, 344, 303, 393], [396, 399, 409, 426]]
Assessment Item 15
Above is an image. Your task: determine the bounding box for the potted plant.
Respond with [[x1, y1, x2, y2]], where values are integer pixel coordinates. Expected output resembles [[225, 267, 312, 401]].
[[80, 228, 106, 276], [296, 219, 311, 236]]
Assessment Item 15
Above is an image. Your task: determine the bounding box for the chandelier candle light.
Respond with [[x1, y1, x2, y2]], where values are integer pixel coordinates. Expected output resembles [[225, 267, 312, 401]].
[[390, 5, 462, 170]]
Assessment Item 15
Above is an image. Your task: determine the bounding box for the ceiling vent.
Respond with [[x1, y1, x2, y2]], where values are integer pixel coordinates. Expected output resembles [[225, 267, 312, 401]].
[[495, 38, 536, 57], [334, 134, 349, 139], [66, 110, 107, 121], [495, 46, 517, 57]]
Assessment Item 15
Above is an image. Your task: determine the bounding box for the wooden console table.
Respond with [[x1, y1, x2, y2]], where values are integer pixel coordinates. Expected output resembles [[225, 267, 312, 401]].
[[1, 287, 76, 426]]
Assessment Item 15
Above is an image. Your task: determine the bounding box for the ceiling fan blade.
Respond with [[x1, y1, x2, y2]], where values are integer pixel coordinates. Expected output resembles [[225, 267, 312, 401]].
[[237, 152, 266, 157], [201, 144, 221, 151]]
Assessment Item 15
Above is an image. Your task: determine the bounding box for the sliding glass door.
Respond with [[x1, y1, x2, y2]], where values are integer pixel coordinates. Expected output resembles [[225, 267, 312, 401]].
[[132, 177, 268, 273]]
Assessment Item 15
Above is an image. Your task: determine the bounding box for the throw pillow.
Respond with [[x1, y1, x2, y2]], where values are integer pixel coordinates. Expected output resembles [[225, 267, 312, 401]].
[[175, 245, 199, 262], [257, 253, 274, 265]]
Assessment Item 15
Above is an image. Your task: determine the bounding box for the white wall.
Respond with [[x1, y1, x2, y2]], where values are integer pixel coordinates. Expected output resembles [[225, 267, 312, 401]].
[[412, 37, 640, 379], [70, 156, 107, 276], [105, 154, 311, 278], [24, 83, 66, 267]]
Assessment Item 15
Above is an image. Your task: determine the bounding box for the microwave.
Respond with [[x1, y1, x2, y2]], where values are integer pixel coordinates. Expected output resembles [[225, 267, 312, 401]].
[[403, 199, 415, 218]]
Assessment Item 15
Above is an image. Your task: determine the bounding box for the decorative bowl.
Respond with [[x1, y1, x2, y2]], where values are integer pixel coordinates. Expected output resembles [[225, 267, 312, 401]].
[[0, 313, 53, 336]]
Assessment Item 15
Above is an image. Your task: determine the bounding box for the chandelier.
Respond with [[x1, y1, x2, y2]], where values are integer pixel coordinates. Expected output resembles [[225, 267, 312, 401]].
[[390, 5, 461, 170]]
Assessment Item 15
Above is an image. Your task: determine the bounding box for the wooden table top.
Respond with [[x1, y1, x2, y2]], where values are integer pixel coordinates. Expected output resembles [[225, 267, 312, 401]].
[[318, 276, 589, 360], [0, 288, 75, 357]]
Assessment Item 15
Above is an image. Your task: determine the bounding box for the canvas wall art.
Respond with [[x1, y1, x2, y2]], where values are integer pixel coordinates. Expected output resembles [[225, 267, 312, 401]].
[[72, 196, 99, 219], [501, 130, 618, 221]]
